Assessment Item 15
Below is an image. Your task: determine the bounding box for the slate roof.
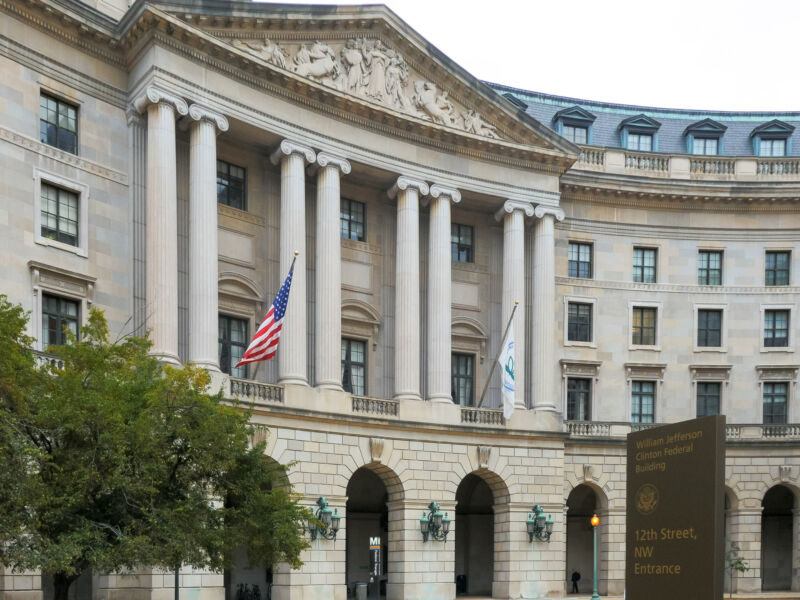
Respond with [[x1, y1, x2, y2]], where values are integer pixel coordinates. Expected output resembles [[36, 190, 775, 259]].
[[489, 82, 800, 157]]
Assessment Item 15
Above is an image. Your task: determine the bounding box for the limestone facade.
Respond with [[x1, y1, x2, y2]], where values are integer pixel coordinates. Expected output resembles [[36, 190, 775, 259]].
[[0, 1, 799, 600]]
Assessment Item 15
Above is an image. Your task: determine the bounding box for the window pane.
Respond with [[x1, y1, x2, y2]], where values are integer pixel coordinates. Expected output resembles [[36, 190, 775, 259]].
[[217, 160, 246, 210], [568, 242, 592, 279], [567, 378, 591, 421], [219, 315, 249, 378], [341, 338, 367, 396], [451, 223, 474, 263], [451, 353, 475, 406], [40, 93, 77, 155], [341, 198, 366, 242]]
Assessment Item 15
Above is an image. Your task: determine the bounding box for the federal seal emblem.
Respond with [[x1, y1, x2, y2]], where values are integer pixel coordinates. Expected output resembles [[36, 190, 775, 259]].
[[635, 483, 659, 515]]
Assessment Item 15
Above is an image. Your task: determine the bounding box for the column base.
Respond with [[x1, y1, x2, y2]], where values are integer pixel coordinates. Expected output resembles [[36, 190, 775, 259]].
[[393, 392, 422, 401], [278, 376, 309, 386], [189, 360, 221, 373], [316, 381, 343, 391], [428, 394, 453, 403], [533, 404, 558, 412], [149, 352, 181, 367]]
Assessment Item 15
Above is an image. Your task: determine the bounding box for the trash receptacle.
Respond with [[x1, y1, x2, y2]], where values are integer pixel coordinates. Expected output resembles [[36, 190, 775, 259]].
[[355, 582, 368, 600], [456, 574, 467, 594]]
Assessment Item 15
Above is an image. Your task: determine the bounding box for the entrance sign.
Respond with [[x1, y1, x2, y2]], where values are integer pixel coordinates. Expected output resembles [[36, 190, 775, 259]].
[[626, 415, 725, 600], [369, 536, 382, 577]]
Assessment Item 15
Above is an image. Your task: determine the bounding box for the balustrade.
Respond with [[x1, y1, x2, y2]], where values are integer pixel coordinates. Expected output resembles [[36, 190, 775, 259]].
[[757, 158, 800, 176], [229, 378, 284, 404], [461, 406, 505, 426], [690, 157, 736, 176], [351, 395, 399, 417], [624, 151, 669, 173]]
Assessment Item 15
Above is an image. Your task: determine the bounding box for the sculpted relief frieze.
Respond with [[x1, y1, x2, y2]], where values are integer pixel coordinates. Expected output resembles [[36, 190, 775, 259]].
[[229, 36, 503, 139]]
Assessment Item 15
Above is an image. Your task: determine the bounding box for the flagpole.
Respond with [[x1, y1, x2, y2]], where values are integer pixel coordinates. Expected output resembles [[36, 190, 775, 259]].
[[476, 300, 518, 409]]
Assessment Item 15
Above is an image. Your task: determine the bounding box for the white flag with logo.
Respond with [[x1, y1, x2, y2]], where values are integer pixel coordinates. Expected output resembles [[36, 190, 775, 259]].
[[497, 323, 515, 419]]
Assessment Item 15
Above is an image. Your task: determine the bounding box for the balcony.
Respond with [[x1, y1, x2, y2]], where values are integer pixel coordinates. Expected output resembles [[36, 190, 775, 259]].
[[566, 420, 800, 442]]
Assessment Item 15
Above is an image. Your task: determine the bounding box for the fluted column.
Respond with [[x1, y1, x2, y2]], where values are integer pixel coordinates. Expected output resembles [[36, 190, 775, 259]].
[[427, 184, 461, 403], [532, 205, 565, 411], [314, 152, 351, 389], [270, 140, 316, 385], [495, 200, 533, 410], [133, 86, 188, 365], [388, 176, 429, 401], [187, 104, 228, 371]]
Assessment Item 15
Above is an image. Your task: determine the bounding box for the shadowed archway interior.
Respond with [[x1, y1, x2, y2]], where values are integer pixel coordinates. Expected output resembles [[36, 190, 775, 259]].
[[566, 485, 600, 596], [346, 467, 389, 598], [761, 485, 794, 591], [455, 473, 495, 596]]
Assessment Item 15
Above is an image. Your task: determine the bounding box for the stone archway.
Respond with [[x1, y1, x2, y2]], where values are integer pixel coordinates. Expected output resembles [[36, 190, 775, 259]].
[[454, 468, 510, 598], [761, 484, 795, 591], [346, 463, 404, 600], [565, 483, 608, 596]]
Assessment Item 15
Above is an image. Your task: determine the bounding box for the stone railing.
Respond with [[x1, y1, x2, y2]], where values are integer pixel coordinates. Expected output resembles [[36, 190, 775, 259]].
[[568, 421, 800, 441], [32, 349, 64, 369], [690, 157, 736, 176], [624, 151, 670, 174], [351, 395, 399, 417], [578, 147, 605, 167], [461, 407, 505, 426], [229, 378, 283, 404], [757, 158, 800, 176]]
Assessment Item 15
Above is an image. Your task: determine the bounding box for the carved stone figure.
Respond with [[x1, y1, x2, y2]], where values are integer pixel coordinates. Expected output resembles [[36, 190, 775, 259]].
[[461, 109, 500, 138], [362, 40, 389, 101], [412, 80, 454, 125], [340, 38, 365, 93], [232, 36, 287, 69], [293, 41, 340, 87], [384, 49, 412, 110]]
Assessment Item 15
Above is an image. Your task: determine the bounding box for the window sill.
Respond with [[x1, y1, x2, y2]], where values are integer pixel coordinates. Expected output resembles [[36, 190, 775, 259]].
[[565, 340, 597, 349], [761, 347, 794, 353], [694, 347, 727, 353], [34, 236, 87, 258], [629, 344, 661, 352]]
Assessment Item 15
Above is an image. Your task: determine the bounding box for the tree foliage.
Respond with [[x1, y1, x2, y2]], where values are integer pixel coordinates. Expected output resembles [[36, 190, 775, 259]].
[[0, 296, 310, 599], [724, 541, 749, 598]]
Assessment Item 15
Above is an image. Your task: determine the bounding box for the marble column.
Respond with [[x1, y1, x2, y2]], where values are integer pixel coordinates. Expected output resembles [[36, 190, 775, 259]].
[[388, 176, 429, 401], [187, 104, 228, 372], [314, 152, 351, 389], [133, 86, 188, 366], [427, 184, 461, 403], [495, 200, 533, 411], [531, 205, 565, 411], [270, 140, 316, 386]]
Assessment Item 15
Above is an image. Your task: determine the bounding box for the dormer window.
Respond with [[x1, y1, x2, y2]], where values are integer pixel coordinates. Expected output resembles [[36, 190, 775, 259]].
[[751, 119, 794, 157], [553, 105, 596, 145], [684, 118, 726, 155], [618, 114, 661, 152]]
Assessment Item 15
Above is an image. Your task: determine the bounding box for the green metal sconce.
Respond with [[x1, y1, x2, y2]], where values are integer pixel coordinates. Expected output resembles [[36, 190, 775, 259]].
[[419, 501, 450, 542], [308, 496, 341, 541], [526, 504, 554, 542]]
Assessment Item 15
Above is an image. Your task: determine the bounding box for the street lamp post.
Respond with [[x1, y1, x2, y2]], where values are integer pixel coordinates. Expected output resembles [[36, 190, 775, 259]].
[[590, 513, 600, 600]]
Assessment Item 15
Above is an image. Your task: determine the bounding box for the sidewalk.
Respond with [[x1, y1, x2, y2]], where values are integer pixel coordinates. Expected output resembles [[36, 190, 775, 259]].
[[465, 594, 800, 600]]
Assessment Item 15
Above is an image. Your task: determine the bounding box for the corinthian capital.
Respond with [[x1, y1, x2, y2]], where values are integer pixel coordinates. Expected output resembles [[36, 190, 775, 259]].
[[270, 139, 316, 166], [188, 103, 229, 132], [387, 175, 429, 199], [316, 151, 352, 175], [534, 205, 566, 221], [429, 184, 462, 204], [494, 199, 534, 222], [132, 85, 188, 116]]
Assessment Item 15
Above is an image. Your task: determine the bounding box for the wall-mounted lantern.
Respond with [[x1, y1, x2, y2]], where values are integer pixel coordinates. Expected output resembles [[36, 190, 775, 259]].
[[526, 504, 554, 542], [308, 496, 341, 541], [420, 501, 450, 542]]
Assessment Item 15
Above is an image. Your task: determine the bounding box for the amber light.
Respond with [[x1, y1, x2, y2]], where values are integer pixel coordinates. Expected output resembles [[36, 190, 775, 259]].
[[591, 514, 600, 527]]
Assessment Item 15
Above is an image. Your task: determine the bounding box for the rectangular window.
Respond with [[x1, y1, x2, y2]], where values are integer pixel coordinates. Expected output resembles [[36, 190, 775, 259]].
[[451, 353, 475, 406], [631, 381, 655, 423], [633, 247, 657, 283], [693, 138, 718, 155], [697, 309, 723, 347], [40, 183, 79, 247], [764, 309, 790, 348], [766, 251, 790, 286], [567, 302, 593, 342], [217, 160, 246, 210], [563, 125, 588, 144], [698, 250, 723, 285], [341, 338, 366, 395], [219, 315, 248, 378], [627, 133, 652, 152], [763, 382, 788, 424], [696, 382, 721, 417], [41, 293, 79, 347], [451, 223, 474, 263], [568, 242, 593, 278], [632, 306, 657, 346], [40, 93, 77, 154], [567, 378, 591, 421], [341, 198, 366, 242], [760, 139, 786, 157]]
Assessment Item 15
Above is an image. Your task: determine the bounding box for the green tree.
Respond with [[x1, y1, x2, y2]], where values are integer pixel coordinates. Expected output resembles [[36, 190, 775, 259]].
[[724, 541, 749, 598], [0, 296, 311, 600]]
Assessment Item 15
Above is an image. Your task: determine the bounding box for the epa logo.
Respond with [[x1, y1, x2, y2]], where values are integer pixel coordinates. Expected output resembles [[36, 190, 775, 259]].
[[635, 483, 659, 515]]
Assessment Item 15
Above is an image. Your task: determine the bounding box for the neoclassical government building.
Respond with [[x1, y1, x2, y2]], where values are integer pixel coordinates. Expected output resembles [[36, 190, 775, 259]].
[[1, 0, 799, 599]]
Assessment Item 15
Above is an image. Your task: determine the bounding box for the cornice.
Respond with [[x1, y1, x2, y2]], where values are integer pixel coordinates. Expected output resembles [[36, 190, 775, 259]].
[[0, 125, 128, 185], [557, 218, 800, 241], [556, 276, 800, 296]]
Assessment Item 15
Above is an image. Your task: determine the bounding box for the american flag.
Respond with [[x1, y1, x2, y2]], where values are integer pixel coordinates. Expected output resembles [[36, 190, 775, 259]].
[[236, 263, 294, 367]]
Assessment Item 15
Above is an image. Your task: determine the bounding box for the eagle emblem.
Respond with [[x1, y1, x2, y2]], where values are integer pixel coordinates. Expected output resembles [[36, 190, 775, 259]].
[[635, 483, 659, 515]]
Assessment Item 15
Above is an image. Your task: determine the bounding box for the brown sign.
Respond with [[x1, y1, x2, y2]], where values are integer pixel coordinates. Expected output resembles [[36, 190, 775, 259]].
[[626, 415, 725, 600]]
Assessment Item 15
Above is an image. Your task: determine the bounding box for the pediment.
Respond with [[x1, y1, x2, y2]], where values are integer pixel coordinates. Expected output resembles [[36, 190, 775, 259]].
[[618, 114, 661, 132], [553, 105, 597, 125], [751, 119, 795, 137], [683, 118, 727, 136], [148, 3, 577, 168]]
